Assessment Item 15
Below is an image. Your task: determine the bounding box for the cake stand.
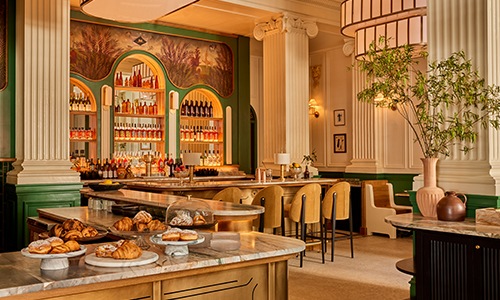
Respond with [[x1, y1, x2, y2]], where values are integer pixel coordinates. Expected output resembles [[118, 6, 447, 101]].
[[150, 234, 205, 256], [21, 246, 87, 270]]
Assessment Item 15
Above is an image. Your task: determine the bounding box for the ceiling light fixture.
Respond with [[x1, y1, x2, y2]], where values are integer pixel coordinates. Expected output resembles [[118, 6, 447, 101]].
[[340, 0, 427, 59], [80, 0, 199, 23]]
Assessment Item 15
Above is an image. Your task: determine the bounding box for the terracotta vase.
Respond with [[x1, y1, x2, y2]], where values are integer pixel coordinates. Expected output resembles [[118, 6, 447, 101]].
[[416, 157, 445, 218]]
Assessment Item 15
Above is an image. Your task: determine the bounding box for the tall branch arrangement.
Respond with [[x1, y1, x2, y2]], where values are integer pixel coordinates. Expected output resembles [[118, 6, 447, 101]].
[[357, 37, 500, 158]]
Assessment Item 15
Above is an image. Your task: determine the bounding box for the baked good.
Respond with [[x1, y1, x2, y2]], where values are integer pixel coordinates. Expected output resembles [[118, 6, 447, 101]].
[[133, 210, 152, 224], [82, 226, 98, 237], [49, 240, 80, 254], [113, 217, 133, 231], [50, 224, 64, 237], [135, 222, 148, 232], [62, 219, 85, 232], [193, 213, 206, 226], [169, 210, 193, 226], [27, 239, 52, 254], [63, 229, 83, 240], [46, 236, 64, 248], [147, 219, 167, 231], [180, 229, 199, 241], [112, 240, 142, 260], [95, 244, 117, 258], [162, 228, 182, 241], [64, 240, 81, 251]]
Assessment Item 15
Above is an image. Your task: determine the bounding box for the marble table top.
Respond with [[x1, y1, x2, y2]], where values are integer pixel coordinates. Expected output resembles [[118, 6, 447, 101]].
[[0, 232, 305, 298], [386, 213, 500, 239], [81, 188, 264, 216]]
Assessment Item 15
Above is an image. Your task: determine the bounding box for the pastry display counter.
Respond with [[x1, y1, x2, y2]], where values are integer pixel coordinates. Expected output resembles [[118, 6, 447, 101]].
[[0, 232, 305, 299], [79, 189, 264, 231]]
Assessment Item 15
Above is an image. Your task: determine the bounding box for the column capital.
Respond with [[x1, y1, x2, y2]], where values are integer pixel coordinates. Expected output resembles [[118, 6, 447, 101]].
[[343, 38, 354, 57], [253, 13, 318, 41]]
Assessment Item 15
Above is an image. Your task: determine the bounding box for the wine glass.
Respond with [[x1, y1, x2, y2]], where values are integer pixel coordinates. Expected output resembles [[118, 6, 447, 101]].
[[174, 169, 190, 185]]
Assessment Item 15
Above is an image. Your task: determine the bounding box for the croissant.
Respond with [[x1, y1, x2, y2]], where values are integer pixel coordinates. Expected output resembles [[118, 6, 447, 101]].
[[133, 211, 152, 224], [64, 240, 81, 251], [50, 224, 64, 237], [135, 222, 148, 232], [82, 226, 98, 237], [50, 244, 71, 254], [112, 240, 142, 260], [113, 217, 133, 231], [147, 219, 167, 231], [63, 229, 83, 240], [62, 219, 85, 231]]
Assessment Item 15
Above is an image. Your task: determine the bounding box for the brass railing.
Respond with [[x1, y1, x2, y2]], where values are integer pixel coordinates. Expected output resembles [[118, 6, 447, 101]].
[[0, 158, 15, 252]]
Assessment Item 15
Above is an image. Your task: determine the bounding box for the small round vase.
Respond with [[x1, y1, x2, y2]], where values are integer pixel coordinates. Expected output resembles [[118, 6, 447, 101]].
[[416, 158, 444, 218]]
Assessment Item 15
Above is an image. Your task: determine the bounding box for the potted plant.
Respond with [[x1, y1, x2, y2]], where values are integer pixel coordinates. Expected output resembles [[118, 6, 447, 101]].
[[357, 36, 500, 217]]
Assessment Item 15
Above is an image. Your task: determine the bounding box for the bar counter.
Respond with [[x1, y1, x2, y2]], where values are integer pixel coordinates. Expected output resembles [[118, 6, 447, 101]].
[[0, 232, 305, 299]]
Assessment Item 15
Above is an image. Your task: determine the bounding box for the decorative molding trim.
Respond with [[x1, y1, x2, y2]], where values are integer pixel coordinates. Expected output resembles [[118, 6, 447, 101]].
[[342, 38, 354, 57], [253, 13, 318, 41]]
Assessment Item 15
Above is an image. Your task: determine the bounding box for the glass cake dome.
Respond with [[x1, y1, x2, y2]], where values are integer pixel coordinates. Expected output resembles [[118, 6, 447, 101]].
[[166, 198, 215, 228]]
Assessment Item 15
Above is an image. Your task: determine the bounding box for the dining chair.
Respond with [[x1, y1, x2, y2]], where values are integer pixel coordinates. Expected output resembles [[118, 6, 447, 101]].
[[321, 181, 354, 262], [283, 183, 324, 267], [212, 187, 242, 204], [251, 185, 285, 235]]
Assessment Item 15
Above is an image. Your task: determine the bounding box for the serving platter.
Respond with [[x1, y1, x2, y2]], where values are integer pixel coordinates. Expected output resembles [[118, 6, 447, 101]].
[[88, 183, 124, 191], [84, 251, 159, 267], [21, 245, 87, 270], [150, 234, 205, 256]]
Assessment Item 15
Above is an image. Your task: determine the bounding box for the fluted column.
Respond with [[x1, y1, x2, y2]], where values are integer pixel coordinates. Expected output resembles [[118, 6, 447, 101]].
[[423, 0, 500, 195], [7, 0, 79, 184], [254, 13, 318, 165]]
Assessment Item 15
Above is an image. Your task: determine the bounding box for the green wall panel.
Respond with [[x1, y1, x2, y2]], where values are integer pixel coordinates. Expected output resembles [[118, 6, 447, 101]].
[[5, 183, 82, 251]]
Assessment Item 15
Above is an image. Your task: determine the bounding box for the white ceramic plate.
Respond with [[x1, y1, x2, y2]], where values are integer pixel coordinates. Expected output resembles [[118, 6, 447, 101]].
[[150, 234, 205, 246], [84, 251, 159, 267], [21, 245, 87, 259]]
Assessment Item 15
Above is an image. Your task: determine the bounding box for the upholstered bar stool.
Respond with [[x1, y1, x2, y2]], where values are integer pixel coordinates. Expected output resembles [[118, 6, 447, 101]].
[[283, 183, 324, 267], [322, 181, 354, 262], [251, 185, 285, 235], [212, 187, 242, 204]]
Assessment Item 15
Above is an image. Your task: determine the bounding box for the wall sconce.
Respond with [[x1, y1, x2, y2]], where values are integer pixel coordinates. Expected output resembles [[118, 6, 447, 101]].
[[309, 99, 320, 118]]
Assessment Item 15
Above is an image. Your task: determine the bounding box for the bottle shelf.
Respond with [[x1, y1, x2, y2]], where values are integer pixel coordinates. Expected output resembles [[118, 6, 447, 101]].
[[70, 138, 97, 142], [114, 138, 164, 143], [180, 116, 223, 121], [115, 113, 164, 119], [115, 86, 164, 93], [70, 110, 96, 115], [180, 141, 222, 145]]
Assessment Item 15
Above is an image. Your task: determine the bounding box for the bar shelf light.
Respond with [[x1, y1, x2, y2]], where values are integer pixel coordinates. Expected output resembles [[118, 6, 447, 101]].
[[340, 0, 427, 59]]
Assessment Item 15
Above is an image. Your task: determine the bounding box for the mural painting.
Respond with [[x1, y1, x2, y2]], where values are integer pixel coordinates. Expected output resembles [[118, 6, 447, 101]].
[[0, 0, 7, 91], [70, 20, 234, 97]]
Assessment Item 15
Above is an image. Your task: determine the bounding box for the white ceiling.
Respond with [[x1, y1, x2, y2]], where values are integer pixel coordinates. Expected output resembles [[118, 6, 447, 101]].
[[70, 0, 343, 41]]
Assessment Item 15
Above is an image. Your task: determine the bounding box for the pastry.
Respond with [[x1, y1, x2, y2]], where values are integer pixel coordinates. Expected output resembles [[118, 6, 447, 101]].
[[135, 222, 148, 232], [64, 240, 81, 251], [193, 213, 206, 226], [95, 244, 117, 258], [82, 226, 98, 237], [62, 219, 85, 231], [133, 210, 152, 224], [162, 228, 182, 241], [50, 224, 64, 237], [46, 236, 64, 248], [147, 219, 167, 231], [180, 229, 199, 241], [112, 240, 142, 260], [49, 244, 71, 254], [63, 229, 83, 240], [169, 210, 193, 226], [27, 239, 52, 254], [113, 217, 133, 231]]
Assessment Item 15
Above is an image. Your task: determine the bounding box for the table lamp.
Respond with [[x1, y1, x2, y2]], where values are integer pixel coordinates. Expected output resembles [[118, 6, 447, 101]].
[[183, 152, 201, 183], [274, 153, 290, 182]]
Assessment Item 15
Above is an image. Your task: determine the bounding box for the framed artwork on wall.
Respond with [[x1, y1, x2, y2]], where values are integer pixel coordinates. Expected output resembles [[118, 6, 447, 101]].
[[334, 134, 347, 153], [334, 109, 345, 126]]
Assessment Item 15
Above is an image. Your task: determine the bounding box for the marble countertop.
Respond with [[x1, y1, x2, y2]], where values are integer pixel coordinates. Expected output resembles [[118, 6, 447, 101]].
[[386, 213, 500, 239], [124, 178, 338, 192], [81, 188, 264, 216], [0, 232, 305, 298]]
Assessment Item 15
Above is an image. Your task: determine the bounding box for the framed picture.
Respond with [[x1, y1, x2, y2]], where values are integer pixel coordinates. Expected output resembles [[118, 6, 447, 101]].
[[334, 134, 347, 153], [334, 109, 345, 126], [140, 143, 151, 150]]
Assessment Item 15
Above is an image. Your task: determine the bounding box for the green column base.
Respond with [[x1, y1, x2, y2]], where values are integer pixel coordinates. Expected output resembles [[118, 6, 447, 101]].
[[4, 183, 82, 251]]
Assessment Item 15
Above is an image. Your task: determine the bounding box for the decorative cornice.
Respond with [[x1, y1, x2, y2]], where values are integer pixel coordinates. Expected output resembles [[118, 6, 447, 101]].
[[253, 13, 318, 41]]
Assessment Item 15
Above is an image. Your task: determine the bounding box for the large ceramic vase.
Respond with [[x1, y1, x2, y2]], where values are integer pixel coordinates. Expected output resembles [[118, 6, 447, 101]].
[[416, 157, 445, 217]]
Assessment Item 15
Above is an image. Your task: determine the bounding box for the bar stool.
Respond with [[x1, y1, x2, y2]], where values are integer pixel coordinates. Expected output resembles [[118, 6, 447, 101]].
[[321, 181, 354, 262], [283, 183, 324, 267], [212, 187, 242, 204], [251, 185, 285, 235]]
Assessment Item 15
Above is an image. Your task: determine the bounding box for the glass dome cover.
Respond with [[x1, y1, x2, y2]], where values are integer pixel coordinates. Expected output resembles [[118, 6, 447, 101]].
[[166, 198, 214, 228]]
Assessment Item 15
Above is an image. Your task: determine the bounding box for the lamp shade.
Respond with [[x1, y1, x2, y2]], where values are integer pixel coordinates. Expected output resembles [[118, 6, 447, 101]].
[[274, 153, 290, 165], [183, 152, 201, 166], [80, 0, 198, 23]]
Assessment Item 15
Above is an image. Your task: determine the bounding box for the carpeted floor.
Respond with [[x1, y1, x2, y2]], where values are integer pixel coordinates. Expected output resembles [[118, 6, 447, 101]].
[[288, 234, 413, 300]]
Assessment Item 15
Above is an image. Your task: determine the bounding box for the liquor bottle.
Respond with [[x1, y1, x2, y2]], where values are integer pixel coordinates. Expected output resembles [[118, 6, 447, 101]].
[[103, 158, 109, 179], [303, 165, 310, 179], [85, 96, 91, 111], [115, 72, 120, 86], [152, 101, 158, 115], [180, 101, 186, 116], [200, 101, 206, 118], [97, 158, 103, 179], [167, 153, 174, 177], [78, 96, 85, 111], [214, 126, 219, 142], [208, 101, 213, 117], [137, 69, 142, 87], [190, 100, 195, 117], [194, 100, 199, 117]]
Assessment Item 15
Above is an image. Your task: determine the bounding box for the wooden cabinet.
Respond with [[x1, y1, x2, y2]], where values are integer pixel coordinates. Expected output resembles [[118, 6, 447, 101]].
[[69, 78, 97, 159], [415, 229, 500, 300], [113, 56, 166, 154], [180, 89, 224, 166], [49, 282, 154, 300]]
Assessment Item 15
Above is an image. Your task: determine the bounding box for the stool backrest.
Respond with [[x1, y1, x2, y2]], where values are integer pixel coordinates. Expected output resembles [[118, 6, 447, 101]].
[[289, 183, 321, 224], [212, 187, 242, 203], [252, 185, 284, 229], [322, 182, 351, 221]]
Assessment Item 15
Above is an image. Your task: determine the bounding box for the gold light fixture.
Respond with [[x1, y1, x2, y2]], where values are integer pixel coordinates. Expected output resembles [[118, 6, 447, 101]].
[[340, 0, 427, 59], [309, 99, 320, 118], [80, 0, 199, 23]]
